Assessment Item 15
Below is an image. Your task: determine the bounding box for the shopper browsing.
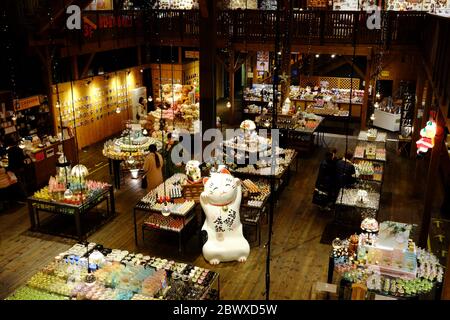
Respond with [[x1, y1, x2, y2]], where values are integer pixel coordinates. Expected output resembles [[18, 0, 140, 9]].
[[4, 136, 27, 201], [335, 151, 357, 189], [143, 144, 164, 191]]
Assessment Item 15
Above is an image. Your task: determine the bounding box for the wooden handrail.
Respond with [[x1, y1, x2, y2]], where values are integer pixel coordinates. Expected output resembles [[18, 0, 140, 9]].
[[35, 9, 430, 49]]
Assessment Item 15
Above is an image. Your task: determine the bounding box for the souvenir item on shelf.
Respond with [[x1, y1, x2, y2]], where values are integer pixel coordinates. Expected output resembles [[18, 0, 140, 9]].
[[377, 221, 412, 249], [356, 189, 368, 203], [153, 0, 199, 9], [103, 127, 161, 162], [185, 160, 202, 183], [200, 168, 250, 265], [33, 177, 109, 206], [348, 234, 359, 256], [289, 86, 364, 104], [8, 242, 219, 300], [240, 119, 257, 141], [243, 85, 273, 102], [355, 160, 375, 177], [281, 97, 291, 115], [367, 128, 377, 141], [242, 179, 260, 194], [335, 223, 443, 298], [361, 217, 379, 233], [354, 142, 386, 161]]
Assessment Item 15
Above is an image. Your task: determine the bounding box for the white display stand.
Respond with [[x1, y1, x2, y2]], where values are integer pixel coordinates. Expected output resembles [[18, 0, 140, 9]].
[[373, 109, 401, 132]]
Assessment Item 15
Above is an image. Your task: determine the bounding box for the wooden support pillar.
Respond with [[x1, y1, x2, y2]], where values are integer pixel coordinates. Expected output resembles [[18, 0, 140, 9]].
[[252, 52, 258, 84], [36, 47, 55, 134], [418, 108, 446, 248], [229, 50, 235, 122], [279, 0, 292, 102], [422, 83, 433, 128], [442, 244, 450, 299], [81, 53, 95, 79], [414, 81, 433, 196], [361, 56, 372, 130], [199, 0, 216, 148], [178, 47, 182, 65], [410, 72, 425, 157]]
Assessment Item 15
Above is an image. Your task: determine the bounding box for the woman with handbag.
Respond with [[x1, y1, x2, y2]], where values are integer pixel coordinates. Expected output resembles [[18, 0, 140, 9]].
[[142, 144, 164, 191]]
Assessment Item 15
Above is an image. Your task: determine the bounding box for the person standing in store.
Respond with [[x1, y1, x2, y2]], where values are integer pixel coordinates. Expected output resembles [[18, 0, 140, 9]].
[[335, 151, 356, 190], [143, 144, 164, 191], [163, 133, 184, 179], [136, 97, 148, 121], [313, 149, 338, 211], [0, 137, 6, 157], [4, 136, 27, 201]]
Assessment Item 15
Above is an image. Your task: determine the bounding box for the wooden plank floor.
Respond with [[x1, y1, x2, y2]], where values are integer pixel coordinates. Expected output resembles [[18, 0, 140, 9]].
[[0, 135, 444, 300]]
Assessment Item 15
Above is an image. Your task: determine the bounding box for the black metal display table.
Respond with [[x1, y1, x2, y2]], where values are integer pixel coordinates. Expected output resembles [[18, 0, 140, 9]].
[[327, 252, 441, 300], [108, 158, 122, 189], [230, 151, 297, 199], [27, 186, 115, 241], [240, 193, 270, 247], [133, 201, 199, 253]]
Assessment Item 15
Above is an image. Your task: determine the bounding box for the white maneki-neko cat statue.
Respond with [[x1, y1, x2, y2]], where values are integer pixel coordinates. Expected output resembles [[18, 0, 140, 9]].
[[200, 167, 250, 265]]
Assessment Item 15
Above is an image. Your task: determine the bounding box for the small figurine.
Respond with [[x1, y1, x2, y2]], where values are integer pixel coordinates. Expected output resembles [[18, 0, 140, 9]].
[[185, 160, 202, 184]]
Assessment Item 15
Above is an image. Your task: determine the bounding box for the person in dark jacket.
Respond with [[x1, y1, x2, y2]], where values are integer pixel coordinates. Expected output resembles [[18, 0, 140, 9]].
[[0, 137, 6, 157], [335, 151, 356, 190], [313, 149, 338, 210], [5, 136, 27, 201]]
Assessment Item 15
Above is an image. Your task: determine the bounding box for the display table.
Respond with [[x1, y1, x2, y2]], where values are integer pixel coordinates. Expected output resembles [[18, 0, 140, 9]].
[[335, 188, 380, 211], [240, 179, 271, 247], [27, 185, 115, 241], [133, 174, 199, 253], [354, 159, 384, 184], [373, 109, 401, 132], [6, 242, 219, 300], [354, 141, 387, 162], [327, 222, 443, 300], [358, 130, 387, 143], [103, 135, 162, 189], [255, 113, 324, 154]]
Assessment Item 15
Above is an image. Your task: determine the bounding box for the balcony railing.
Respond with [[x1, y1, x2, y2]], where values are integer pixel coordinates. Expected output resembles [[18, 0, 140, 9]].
[[62, 9, 428, 49]]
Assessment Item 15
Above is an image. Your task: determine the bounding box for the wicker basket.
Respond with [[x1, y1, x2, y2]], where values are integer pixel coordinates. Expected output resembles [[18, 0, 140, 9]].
[[182, 182, 204, 203]]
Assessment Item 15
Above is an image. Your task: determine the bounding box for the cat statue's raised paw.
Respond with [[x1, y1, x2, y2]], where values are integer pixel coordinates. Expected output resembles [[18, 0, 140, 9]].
[[200, 168, 250, 264]]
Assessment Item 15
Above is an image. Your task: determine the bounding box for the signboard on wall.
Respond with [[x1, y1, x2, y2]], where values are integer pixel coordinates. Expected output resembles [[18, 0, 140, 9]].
[[256, 51, 269, 72], [14, 95, 43, 111], [185, 51, 200, 59]]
